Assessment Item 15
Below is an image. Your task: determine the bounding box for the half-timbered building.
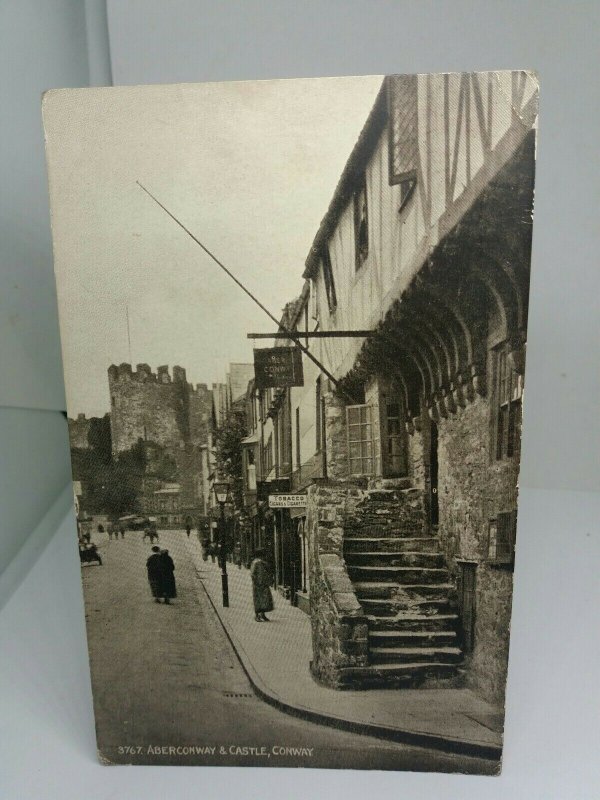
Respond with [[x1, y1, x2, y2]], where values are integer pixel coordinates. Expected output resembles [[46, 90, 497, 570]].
[[279, 71, 538, 701]]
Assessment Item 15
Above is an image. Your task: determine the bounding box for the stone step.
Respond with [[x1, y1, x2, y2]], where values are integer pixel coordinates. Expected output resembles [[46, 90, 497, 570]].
[[366, 613, 460, 631], [344, 551, 445, 568], [348, 566, 450, 584], [343, 537, 439, 553], [369, 629, 458, 647], [348, 507, 423, 519], [345, 525, 427, 539], [367, 477, 413, 491], [370, 645, 463, 665], [354, 581, 455, 599], [338, 661, 459, 688], [358, 596, 455, 616]]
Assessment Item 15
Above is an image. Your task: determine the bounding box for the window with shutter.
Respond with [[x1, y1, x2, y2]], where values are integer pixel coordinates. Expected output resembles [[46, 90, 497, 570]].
[[387, 74, 418, 210], [353, 174, 369, 270], [494, 346, 523, 461], [321, 246, 337, 312], [346, 404, 374, 475], [487, 511, 517, 565]]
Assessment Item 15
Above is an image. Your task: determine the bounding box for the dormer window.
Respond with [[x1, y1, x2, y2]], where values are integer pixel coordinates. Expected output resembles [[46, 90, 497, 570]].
[[353, 174, 369, 270]]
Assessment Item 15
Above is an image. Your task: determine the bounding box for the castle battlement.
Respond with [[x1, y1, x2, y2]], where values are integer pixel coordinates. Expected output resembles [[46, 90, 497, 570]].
[[68, 412, 90, 423], [108, 363, 189, 385]]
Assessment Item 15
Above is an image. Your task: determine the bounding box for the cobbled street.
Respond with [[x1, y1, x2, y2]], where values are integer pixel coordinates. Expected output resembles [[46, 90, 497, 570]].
[[81, 529, 496, 772]]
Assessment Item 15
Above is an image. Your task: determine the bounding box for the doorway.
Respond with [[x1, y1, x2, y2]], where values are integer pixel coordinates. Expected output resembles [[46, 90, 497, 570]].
[[457, 562, 477, 653]]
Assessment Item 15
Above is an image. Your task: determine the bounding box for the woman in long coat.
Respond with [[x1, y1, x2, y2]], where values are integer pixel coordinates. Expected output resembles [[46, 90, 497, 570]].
[[249, 549, 273, 621], [159, 549, 177, 604], [146, 545, 163, 602]]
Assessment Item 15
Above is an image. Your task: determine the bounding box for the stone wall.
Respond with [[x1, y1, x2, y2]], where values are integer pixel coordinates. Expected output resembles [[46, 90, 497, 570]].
[[323, 388, 349, 480], [108, 363, 213, 518], [108, 364, 187, 453], [306, 482, 368, 687], [405, 390, 519, 702], [68, 413, 93, 449], [437, 394, 517, 702]]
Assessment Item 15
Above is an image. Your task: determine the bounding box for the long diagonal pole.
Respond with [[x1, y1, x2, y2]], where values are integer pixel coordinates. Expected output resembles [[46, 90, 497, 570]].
[[136, 181, 342, 388]]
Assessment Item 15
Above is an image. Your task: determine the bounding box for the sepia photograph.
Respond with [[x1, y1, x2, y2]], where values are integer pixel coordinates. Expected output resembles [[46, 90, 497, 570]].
[[43, 70, 538, 774]]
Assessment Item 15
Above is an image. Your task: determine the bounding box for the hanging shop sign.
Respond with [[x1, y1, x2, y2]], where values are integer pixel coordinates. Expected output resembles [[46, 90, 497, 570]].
[[253, 347, 304, 389], [268, 494, 307, 509]]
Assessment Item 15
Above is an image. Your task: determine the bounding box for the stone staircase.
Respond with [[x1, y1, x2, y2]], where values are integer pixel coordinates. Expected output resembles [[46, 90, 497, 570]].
[[342, 481, 463, 688]]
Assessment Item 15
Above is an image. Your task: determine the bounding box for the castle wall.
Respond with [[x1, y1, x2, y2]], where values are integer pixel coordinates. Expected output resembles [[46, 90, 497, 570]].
[[108, 364, 213, 518], [68, 413, 93, 449]]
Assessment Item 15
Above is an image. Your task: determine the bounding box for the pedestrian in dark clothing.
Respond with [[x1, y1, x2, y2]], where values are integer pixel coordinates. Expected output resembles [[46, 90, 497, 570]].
[[160, 549, 176, 603], [201, 537, 210, 562], [146, 545, 163, 603], [120, 525, 125, 539], [250, 549, 273, 622], [185, 523, 191, 538]]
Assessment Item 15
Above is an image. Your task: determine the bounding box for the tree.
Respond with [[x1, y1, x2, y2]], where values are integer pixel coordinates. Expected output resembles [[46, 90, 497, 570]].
[[214, 403, 247, 509]]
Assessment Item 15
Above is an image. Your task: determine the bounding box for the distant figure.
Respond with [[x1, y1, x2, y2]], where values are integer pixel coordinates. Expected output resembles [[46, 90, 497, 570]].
[[159, 549, 177, 604], [146, 545, 164, 603], [79, 542, 102, 566], [201, 537, 210, 562], [185, 522, 191, 538], [250, 549, 273, 622], [143, 525, 159, 543], [119, 525, 125, 539]]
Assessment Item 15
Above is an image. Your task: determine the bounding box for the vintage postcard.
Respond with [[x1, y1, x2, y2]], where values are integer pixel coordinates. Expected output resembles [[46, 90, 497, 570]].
[[43, 71, 537, 772]]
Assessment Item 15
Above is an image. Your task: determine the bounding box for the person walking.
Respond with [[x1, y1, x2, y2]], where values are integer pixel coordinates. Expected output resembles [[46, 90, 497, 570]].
[[185, 521, 191, 538], [146, 545, 163, 603], [249, 549, 273, 622], [159, 549, 177, 604]]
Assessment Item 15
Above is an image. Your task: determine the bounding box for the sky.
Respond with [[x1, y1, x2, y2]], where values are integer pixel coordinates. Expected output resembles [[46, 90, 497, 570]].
[[44, 75, 383, 417]]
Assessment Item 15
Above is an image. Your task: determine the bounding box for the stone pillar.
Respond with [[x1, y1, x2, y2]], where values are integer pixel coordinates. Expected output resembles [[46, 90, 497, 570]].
[[323, 388, 349, 480], [306, 483, 368, 688]]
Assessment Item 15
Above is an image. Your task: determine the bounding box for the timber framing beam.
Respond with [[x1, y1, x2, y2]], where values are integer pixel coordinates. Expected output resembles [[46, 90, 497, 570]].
[[247, 331, 373, 339]]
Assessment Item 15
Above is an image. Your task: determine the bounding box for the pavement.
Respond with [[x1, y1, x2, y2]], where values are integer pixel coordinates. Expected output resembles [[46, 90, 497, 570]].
[[184, 538, 504, 760], [80, 529, 498, 772]]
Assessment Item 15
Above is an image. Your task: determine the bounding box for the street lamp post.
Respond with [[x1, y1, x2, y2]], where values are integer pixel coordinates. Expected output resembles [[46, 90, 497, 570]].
[[213, 481, 231, 607]]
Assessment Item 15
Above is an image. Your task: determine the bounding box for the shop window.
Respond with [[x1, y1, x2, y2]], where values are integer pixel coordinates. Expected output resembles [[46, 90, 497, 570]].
[[347, 404, 374, 475], [322, 246, 337, 312], [246, 450, 256, 492], [487, 511, 517, 566], [263, 434, 273, 476], [494, 347, 523, 460], [353, 174, 369, 270], [295, 407, 301, 469]]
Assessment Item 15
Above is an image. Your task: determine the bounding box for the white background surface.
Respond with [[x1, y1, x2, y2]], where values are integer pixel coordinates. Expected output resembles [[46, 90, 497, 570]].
[[1, 1, 599, 797]]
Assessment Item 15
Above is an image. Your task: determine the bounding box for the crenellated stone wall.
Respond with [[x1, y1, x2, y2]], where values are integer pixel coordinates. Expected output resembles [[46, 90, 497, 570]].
[[68, 413, 94, 449], [107, 363, 213, 518]]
